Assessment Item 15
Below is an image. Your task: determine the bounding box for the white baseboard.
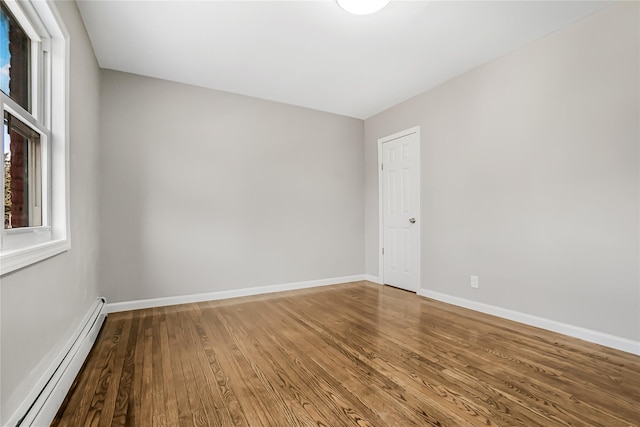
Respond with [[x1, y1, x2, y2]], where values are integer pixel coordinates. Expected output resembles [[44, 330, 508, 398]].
[[364, 275, 382, 284], [417, 289, 640, 356], [106, 277, 639, 355], [106, 275, 366, 313], [7, 297, 107, 426]]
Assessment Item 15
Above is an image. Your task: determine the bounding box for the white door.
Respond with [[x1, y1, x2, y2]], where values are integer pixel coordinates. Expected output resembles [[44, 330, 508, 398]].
[[381, 130, 420, 292]]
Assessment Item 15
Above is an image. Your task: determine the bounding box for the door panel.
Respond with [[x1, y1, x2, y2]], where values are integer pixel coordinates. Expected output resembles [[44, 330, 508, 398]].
[[382, 131, 420, 291]]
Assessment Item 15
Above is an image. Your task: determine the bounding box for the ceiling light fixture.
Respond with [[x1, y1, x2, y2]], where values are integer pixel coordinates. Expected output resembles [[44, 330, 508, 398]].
[[337, 0, 391, 15]]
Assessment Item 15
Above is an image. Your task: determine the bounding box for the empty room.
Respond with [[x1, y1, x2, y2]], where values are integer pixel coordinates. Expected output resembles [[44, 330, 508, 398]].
[[0, 0, 638, 425]]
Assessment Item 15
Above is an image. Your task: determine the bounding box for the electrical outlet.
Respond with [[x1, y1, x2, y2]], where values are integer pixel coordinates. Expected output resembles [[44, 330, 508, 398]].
[[470, 275, 479, 289]]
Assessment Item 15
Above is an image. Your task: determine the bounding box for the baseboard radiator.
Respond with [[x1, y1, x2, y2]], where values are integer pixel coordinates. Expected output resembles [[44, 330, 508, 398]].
[[12, 297, 107, 427]]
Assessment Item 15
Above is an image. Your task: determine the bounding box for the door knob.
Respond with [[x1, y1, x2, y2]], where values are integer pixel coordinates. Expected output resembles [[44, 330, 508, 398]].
[[409, 218, 416, 224]]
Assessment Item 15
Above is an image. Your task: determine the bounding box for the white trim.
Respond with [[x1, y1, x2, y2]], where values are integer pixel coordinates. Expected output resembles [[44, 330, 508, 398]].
[[417, 289, 640, 356], [364, 274, 382, 284], [107, 275, 367, 313], [0, 237, 69, 275], [377, 126, 421, 290], [3, 0, 42, 42], [6, 297, 107, 426]]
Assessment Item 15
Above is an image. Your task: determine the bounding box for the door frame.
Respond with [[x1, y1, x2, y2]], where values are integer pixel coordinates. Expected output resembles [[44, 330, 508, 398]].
[[378, 126, 421, 289]]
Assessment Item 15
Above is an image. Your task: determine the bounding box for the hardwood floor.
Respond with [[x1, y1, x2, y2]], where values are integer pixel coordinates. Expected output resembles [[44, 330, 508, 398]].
[[53, 281, 640, 426]]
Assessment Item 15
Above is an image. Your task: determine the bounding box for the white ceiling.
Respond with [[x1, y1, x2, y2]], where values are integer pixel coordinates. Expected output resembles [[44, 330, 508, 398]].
[[76, 0, 608, 119]]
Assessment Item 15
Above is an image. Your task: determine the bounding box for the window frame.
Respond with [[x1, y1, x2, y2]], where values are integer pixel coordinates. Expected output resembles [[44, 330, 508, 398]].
[[0, 0, 68, 275], [3, 104, 51, 241]]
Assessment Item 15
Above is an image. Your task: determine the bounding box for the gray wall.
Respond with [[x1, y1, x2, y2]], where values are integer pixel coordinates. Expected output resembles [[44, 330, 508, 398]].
[[364, 2, 639, 341], [0, 1, 101, 422], [1, 5, 637, 421], [99, 70, 364, 303]]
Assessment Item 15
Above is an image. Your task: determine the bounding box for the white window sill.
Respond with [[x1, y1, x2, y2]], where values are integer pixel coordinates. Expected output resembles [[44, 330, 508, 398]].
[[0, 238, 70, 276]]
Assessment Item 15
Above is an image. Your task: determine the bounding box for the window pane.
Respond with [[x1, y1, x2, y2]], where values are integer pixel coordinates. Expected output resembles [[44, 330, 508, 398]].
[[0, 2, 30, 111], [4, 111, 41, 229]]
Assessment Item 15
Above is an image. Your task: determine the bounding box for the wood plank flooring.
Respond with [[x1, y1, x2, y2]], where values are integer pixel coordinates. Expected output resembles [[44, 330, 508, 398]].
[[53, 281, 640, 426]]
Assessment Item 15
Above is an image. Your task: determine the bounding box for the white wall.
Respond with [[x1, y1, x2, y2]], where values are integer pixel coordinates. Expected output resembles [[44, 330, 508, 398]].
[[365, 2, 639, 342], [0, 1, 101, 423], [99, 70, 364, 303]]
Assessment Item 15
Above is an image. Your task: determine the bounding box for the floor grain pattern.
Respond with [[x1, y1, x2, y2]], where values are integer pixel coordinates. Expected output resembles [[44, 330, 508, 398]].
[[53, 282, 640, 426]]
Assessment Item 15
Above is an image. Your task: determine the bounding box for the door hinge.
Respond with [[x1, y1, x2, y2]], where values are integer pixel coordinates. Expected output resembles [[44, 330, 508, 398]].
[[382, 248, 384, 255], [381, 163, 384, 171]]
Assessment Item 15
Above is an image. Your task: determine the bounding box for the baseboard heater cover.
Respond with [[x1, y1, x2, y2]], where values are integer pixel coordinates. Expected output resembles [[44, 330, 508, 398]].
[[10, 297, 107, 427]]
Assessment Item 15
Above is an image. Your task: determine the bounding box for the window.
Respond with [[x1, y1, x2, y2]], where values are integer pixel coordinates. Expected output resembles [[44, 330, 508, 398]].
[[4, 110, 44, 230], [0, 0, 68, 275]]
